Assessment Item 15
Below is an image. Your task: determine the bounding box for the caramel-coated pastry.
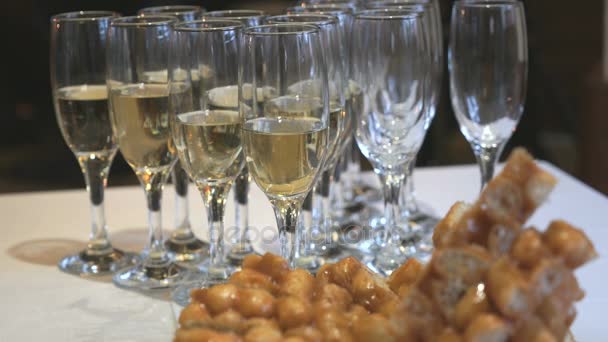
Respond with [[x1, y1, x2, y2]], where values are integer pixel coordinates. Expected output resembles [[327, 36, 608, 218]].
[[175, 148, 596, 342], [543, 220, 598, 269]]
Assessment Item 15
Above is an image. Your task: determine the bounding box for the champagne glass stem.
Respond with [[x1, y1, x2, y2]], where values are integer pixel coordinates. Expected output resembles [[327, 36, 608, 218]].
[[271, 199, 302, 265], [312, 170, 330, 230], [473, 143, 505, 191], [141, 172, 170, 266], [330, 162, 344, 210], [199, 183, 231, 274], [301, 192, 314, 256], [405, 160, 420, 214], [380, 172, 404, 246], [173, 165, 191, 235], [374, 171, 409, 275], [78, 154, 115, 253], [234, 169, 253, 252]]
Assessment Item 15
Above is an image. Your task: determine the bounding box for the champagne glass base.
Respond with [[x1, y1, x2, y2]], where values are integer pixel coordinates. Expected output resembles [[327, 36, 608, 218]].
[[171, 272, 206, 307], [112, 260, 187, 291], [371, 245, 417, 277], [294, 254, 326, 274], [226, 243, 259, 267], [165, 237, 209, 264], [58, 248, 138, 276]]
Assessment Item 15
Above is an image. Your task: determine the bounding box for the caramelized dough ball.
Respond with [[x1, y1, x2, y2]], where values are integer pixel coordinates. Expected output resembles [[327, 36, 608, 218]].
[[190, 288, 208, 304], [276, 295, 313, 329], [284, 326, 323, 342], [352, 313, 396, 342], [254, 253, 290, 281], [179, 303, 211, 326], [431, 246, 491, 284], [346, 305, 369, 327], [453, 284, 491, 330], [238, 288, 275, 318], [213, 309, 244, 333], [244, 325, 282, 342], [206, 283, 240, 315], [480, 176, 525, 224], [242, 318, 279, 332], [229, 268, 277, 293], [433, 202, 471, 249], [279, 268, 315, 299], [351, 267, 397, 312], [388, 258, 423, 292], [435, 328, 463, 342], [315, 263, 332, 287], [283, 337, 308, 342], [242, 254, 263, 269], [487, 257, 532, 319], [464, 313, 511, 342], [512, 315, 557, 342], [174, 328, 240, 342], [314, 283, 353, 311], [487, 222, 520, 258], [315, 309, 352, 341], [543, 220, 598, 268], [328, 257, 363, 291], [511, 228, 549, 268]]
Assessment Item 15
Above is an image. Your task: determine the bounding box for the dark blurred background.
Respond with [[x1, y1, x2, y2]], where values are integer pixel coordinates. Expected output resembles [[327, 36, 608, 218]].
[[1, 0, 606, 194]]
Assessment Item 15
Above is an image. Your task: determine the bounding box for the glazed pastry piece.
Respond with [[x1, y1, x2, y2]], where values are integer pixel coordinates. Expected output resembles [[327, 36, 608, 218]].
[[175, 148, 597, 342]]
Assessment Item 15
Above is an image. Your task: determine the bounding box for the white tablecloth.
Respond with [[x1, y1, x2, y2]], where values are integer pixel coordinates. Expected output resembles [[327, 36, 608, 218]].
[[0, 162, 606, 341]]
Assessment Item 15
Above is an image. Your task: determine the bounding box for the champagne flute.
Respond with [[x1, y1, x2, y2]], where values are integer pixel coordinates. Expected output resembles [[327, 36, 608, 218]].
[[266, 14, 348, 268], [138, 4, 209, 264], [201, 9, 265, 266], [366, 0, 444, 258], [170, 20, 245, 287], [352, 9, 430, 275], [449, 0, 527, 191], [107, 16, 185, 290], [51, 11, 137, 275], [241, 24, 330, 265], [138, 5, 205, 22], [204, 10, 265, 27]]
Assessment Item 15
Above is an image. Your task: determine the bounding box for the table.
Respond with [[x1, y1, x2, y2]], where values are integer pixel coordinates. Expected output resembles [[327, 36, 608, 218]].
[[0, 162, 606, 341]]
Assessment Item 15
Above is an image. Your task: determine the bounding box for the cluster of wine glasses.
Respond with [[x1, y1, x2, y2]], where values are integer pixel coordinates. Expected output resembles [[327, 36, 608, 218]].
[[50, 0, 527, 299]]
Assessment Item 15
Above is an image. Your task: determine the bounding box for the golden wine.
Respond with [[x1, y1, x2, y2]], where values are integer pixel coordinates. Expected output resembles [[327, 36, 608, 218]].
[[173, 110, 243, 183], [263, 95, 343, 169], [55, 85, 116, 156], [243, 117, 328, 199], [109, 83, 176, 173]]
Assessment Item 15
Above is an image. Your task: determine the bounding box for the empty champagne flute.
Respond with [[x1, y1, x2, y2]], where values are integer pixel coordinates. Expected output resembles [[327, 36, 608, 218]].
[[352, 9, 430, 275], [51, 11, 137, 275], [107, 16, 185, 290], [201, 9, 265, 265], [138, 4, 209, 264], [449, 0, 528, 191], [204, 10, 265, 27], [367, 0, 444, 259], [367, 0, 443, 222], [138, 5, 205, 22], [241, 24, 330, 265]]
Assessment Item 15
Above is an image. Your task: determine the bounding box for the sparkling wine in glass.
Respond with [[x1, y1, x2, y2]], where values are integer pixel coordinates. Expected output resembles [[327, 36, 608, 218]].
[[138, 4, 210, 265], [449, 0, 528, 190], [352, 9, 431, 275], [107, 16, 186, 290], [51, 11, 137, 276], [170, 20, 246, 290], [200, 9, 266, 266], [265, 13, 348, 269], [241, 24, 330, 265]]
